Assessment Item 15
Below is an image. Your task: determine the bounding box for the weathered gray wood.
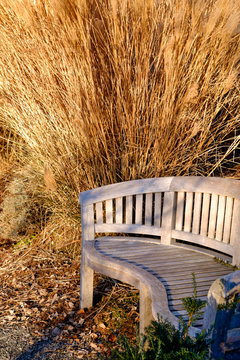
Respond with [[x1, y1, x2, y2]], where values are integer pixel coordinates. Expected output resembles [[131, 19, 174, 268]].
[[154, 193, 162, 227], [175, 192, 184, 231], [126, 195, 133, 224], [231, 198, 240, 265], [169, 177, 240, 200], [145, 193, 153, 226], [80, 204, 95, 308], [96, 202, 103, 224], [115, 197, 123, 224], [80, 252, 94, 309], [223, 197, 233, 244], [135, 194, 143, 225], [172, 230, 233, 255], [140, 283, 154, 334], [106, 199, 113, 224], [200, 193, 210, 237], [184, 192, 193, 232], [192, 192, 202, 234], [95, 223, 162, 236], [81, 204, 95, 243], [216, 195, 226, 241], [80, 177, 173, 206], [94, 238, 233, 330], [208, 194, 218, 239], [161, 192, 175, 245]]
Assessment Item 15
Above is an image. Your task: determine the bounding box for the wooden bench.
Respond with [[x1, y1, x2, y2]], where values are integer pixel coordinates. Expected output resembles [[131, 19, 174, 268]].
[[79, 177, 240, 336]]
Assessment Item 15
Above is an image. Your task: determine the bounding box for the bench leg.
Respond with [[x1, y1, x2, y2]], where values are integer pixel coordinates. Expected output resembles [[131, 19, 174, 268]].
[[140, 284, 154, 335], [80, 255, 94, 309]]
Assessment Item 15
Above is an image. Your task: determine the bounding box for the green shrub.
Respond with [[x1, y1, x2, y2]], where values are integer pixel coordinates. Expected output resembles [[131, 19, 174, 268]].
[[109, 317, 210, 360], [110, 274, 210, 359]]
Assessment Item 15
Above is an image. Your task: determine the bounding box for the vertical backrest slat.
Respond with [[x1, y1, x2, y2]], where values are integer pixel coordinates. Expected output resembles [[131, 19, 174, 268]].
[[145, 193, 153, 226], [231, 198, 240, 265], [223, 197, 233, 244], [106, 199, 113, 224], [135, 194, 143, 225], [208, 194, 218, 239], [161, 192, 175, 245], [192, 192, 202, 234], [154, 193, 162, 227], [215, 195, 226, 241], [200, 193, 210, 236], [96, 202, 103, 224], [175, 192, 184, 231], [115, 197, 123, 224], [184, 192, 193, 233], [126, 195, 133, 224]]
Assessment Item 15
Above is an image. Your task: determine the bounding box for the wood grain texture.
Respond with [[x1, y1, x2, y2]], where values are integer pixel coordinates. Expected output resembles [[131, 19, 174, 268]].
[[96, 202, 103, 224], [95, 239, 233, 329], [126, 195, 133, 224], [135, 194, 143, 225], [200, 193, 210, 237], [184, 192, 193, 232], [145, 193, 153, 226], [106, 199, 113, 224], [175, 192, 184, 231], [192, 192, 202, 235], [223, 197, 233, 244], [161, 192, 175, 245], [115, 197, 123, 224], [154, 193, 162, 227], [216, 195, 226, 241], [208, 194, 218, 239], [231, 198, 240, 265]]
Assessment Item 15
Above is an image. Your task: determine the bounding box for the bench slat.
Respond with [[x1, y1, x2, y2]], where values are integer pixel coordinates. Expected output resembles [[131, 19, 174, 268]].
[[115, 197, 123, 224], [106, 199, 113, 224], [223, 197, 233, 244], [216, 195, 226, 241], [154, 193, 162, 227], [135, 194, 143, 225], [184, 192, 193, 232], [172, 230, 233, 256], [192, 192, 202, 234], [96, 202, 103, 224], [164, 273, 231, 286], [208, 194, 218, 239], [95, 223, 162, 235], [126, 196, 133, 224], [200, 193, 210, 236], [175, 192, 184, 231], [145, 193, 153, 226]]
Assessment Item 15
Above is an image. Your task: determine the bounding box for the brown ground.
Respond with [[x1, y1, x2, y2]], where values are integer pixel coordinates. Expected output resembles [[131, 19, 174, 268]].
[[0, 239, 139, 359]]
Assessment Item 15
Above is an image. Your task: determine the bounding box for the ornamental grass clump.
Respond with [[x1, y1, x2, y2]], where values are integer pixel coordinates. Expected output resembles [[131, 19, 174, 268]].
[[0, 0, 240, 249]]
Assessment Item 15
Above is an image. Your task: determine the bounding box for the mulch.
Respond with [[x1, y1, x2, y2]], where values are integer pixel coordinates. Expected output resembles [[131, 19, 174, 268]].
[[0, 242, 139, 359]]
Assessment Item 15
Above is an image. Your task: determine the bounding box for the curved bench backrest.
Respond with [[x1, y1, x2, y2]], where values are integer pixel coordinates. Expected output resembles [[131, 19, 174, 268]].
[[80, 177, 240, 265]]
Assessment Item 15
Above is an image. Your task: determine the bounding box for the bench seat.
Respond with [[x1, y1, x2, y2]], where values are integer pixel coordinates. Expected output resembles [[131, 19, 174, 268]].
[[83, 236, 234, 334]]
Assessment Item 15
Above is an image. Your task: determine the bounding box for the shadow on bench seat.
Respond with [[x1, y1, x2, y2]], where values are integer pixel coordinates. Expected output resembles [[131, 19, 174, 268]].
[[79, 177, 240, 336]]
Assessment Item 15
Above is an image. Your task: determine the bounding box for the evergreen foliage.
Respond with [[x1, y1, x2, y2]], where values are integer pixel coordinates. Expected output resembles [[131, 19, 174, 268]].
[[110, 273, 211, 359], [109, 318, 210, 360]]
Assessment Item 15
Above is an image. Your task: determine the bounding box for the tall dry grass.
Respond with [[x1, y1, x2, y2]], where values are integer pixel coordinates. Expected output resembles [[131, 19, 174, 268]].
[[0, 0, 240, 248]]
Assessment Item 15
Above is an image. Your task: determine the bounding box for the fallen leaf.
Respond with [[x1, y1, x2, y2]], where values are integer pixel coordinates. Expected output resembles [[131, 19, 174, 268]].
[[77, 309, 85, 315], [108, 333, 117, 342]]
